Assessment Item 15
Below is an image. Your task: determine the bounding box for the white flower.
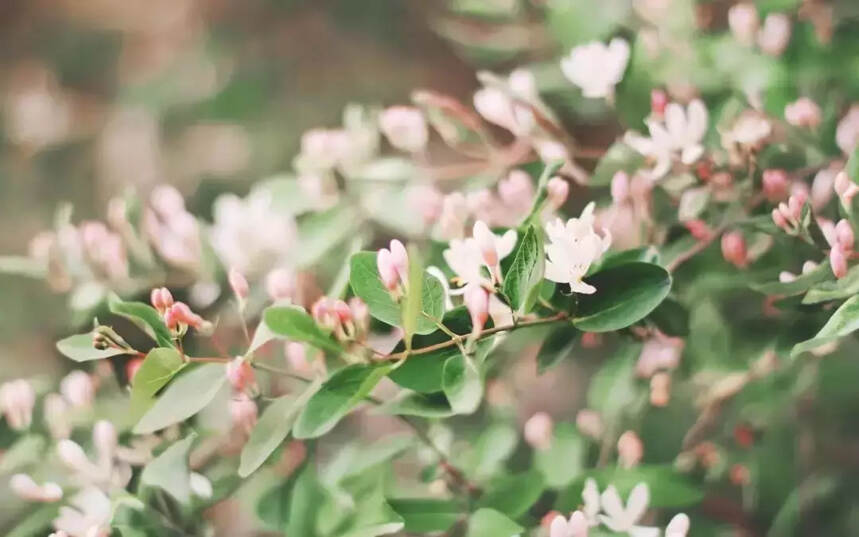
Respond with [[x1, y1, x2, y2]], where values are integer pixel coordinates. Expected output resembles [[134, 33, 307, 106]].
[[473, 69, 541, 136], [561, 38, 630, 99], [665, 513, 690, 537], [550, 510, 588, 537], [443, 222, 516, 288], [544, 203, 611, 294], [9, 474, 63, 502], [210, 190, 297, 276], [723, 111, 772, 149], [599, 483, 659, 537], [625, 99, 708, 180], [757, 13, 792, 56], [582, 478, 601, 525], [56, 421, 132, 491], [379, 106, 428, 153], [52, 487, 111, 537]]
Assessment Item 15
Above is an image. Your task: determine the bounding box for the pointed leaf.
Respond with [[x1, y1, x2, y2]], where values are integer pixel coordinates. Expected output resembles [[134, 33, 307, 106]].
[[56, 333, 127, 362], [263, 305, 343, 354], [108, 293, 173, 347], [140, 434, 196, 504], [133, 364, 228, 434], [502, 224, 545, 314], [791, 295, 859, 357], [442, 353, 483, 415]]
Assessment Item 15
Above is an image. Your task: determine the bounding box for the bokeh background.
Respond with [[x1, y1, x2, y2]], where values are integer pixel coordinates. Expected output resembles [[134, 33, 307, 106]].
[[0, 0, 482, 379]]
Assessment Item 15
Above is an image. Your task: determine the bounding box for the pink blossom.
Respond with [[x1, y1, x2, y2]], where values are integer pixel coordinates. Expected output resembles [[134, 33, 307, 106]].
[[785, 97, 821, 128], [230, 393, 258, 435], [728, 3, 759, 46], [463, 282, 490, 336], [721, 231, 748, 268], [758, 13, 792, 56], [377, 239, 409, 293], [379, 106, 428, 153], [228, 267, 249, 301], [576, 409, 604, 439], [830, 245, 848, 279], [834, 171, 859, 203], [150, 287, 174, 313], [617, 430, 644, 468], [498, 170, 535, 217], [265, 268, 296, 302], [836, 106, 859, 155], [762, 169, 789, 202], [524, 412, 554, 451], [226, 357, 256, 392], [637, 335, 684, 377]]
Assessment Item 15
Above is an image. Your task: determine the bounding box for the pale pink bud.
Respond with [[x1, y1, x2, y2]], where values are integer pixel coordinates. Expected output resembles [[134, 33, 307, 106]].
[[92, 420, 117, 459], [229, 393, 258, 435], [546, 176, 570, 209], [226, 357, 256, 392], [834, 171, 859, 202], [165, 301, 204, 330], [785, 97, 822, 128], [150, 185, 186, 216], [576, 409, 604, 439], [60, 371, 95, 408], [835, 219, 854, 251], [43, 393, 70, 439], [348, 297, 369, 328], [650, 372, 671, 407], [651, 89, 668, 118], [150, 287, 174, 312], [311, 297, 339, 331], [265, 268, 296, 301], [772, 207, 789, 230], [788, 191, 807, 221], [377, 249, 399, 292], [524, 412, 554, 451], [830, 245, 848, 279], [498, 170, 535, 215], [611, 171, 630, 203], [332, 300, 352, 324], [758, 13, 792, 56], [389, 239, 409, 284], [728, 3, 760, 46], [10, 474, 63, 502], [463, 282, 489, 335], [57, 439, 92, 473], [228, 267, 249, 300], [721, 231, 748, 268], [685, 219, 712, 241], [473, 220, 499, 268], [762, 169, 789, 202], [617, 430, 644, 468], [0, 380, 35, 430], [837, 106, 859, 155], [379, 106, 428, 153], [811, 169, 835, 209], [285, 342, 313, 375]]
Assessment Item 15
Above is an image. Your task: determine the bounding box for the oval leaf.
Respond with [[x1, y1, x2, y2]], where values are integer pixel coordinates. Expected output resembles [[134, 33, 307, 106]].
[[56, 333, 126, 362], [133, 363, 228, 434], [502, 224, 545, 314], [263, 305, 343, 354], [574, 262, 671, 332]]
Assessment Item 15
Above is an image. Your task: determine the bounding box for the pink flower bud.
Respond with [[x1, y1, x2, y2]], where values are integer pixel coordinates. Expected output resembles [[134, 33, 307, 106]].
[[125, 358, 143, 383], [226, 357, 256, 392], [576, 409, 604, 439], [10, 474, 63, 502], [379, 106, 428, 153], [762, 169, 789, 202], [57, 439, 92, 473], [617, 430, 644, 468], [406, 184, 444, 225], [285, 342, 313, 375], [524, 412, 554, 451], [684, 219, 712, 241], [758, 13, 792, 56], [463, 282, 489, 335], [265, 268, 296, 301], [650, 372, 671, 407], [473, 220, 499, 268], [228, 267, 249, 300], [377, 248, 398, 292], [389, 239, 409, 280], [311, 297, 339, 331], [772, 207, 789, 230], [728, 3, 759, 46], [834, 171, 859, 202], [60, 371, 95, 408], [0, 380, 35, 430], [348, 297, 369, 328], [498, 170, 535, 215], [785, 97, 821, 128], [229, 393, 258, 435], [830, 245, 848, 279], [721, 231, 748, 268], [788, 191, 807, 221], [611, 171, 630, 203], [93, 420, 117, 459], [165, 301, 204, 330], [546, 176, 570, 209], [835, 219, 855, 251], [332, 300, 352, 324], [150, 287, 174, 313], [650, 89, 668, 117]]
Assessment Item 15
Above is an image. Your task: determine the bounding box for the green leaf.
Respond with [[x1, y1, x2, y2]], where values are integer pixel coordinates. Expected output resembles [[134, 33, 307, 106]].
[[592, 246, 661, 274], [133, 364, 228, 434], [462, 424, 518, 480], [380, 391, 455, 418], [107, 293, 173, 347], [239, 381, 320, 477], [442, 353, 483, 415], [349, 252, 444, 334], [536, 326, 580, 373], [502, 225, 545, 313], [401, 244, 425, 349], [6, 503, 60, 537], [574, 262, 672, 332], [465, 508, 523, 537], [534, 423, 586, 488], [130, 348, 185, 410], [0, 435, 46, 474], [802, 263, 859, 304], [388, 498, 462, 533], [791, 295, 859, 357], [140, 433, 196, 505], [749, 261, 832, 296], [293, 364, 393, 439], [477, 469, 545, 518], [590, 142, 645, 186], [648, 297, 690, 337], [263, 305, 343, 354], [55, 333, 126, 362], [286, 463, 325, 537], [257, 479, 293, 531], [322, 435, 413, 486]]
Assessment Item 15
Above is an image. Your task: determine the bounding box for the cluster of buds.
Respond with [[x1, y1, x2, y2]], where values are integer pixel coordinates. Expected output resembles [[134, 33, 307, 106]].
[[771, 191, 807, 233], [311, 296, 369, 342], [150, 287, 209, 333], [824, 219, 854, 279], [377, 239, 409, 299]]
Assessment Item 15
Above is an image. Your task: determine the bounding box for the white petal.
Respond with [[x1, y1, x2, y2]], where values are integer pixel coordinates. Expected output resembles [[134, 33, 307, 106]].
[[664, 103, 686, 146], [599, 513, 627, 533], [601, 484, 627, 522], [496, 229, 518, 260], [544, 261, 570, 284], [549, 515, 569, 537], [569, 280, 597, 295], [665, 513, 690, 537], [630, 525, 661, 537], [582, 478, 601, 516], [686, 99, 708, 141], [680, 144, 704, 164], [625, 132, 655, 157], [626, 483, 650, 523]]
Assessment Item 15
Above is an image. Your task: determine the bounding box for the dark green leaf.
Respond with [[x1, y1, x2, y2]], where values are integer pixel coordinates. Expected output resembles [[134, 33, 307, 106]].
[[388, 498, 462, 533], [477, 470, 545, 518], [802, 263, 859, 304], [108, 293, 173, 347], [379, 391, 455, 417], [502, 225, 545, 313], [536, 326, 580, 373], [791, 295, 859, 357], [133, 364, 228, 434], [648, 298, 690, 337], [442, 353, 483, 415], [574, 262, 671, 332], [263, 305, 343, 354], [129, 348, 186, 415]]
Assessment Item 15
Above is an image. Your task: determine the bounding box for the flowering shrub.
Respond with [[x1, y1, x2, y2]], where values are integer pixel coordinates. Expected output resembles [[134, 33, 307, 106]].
[[3, 1, 859, 536]]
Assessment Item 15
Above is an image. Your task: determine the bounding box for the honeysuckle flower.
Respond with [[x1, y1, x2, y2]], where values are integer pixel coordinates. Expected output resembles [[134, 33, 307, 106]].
[[758, 13, 792, 56], [265, 268, 297, 302], [150, 287, 174, 313], [473, 220, 516, 282], [772, 191, 807, 232], [443, 222, 516, 288], [820, 218, 854, 279], [57, 421, 132, 490], [728, 3, 759, 46], [625, 99, 708, 180], [463, 282, 490, 336], [524, 412, 554, 450], [636, 334, 684, 377], [60, 371, 95, 408], [164, 301, 207, 331], [837, 105, 859, 155], [211, 190, 296, 276], [549, 511, 588, 537], [377, 239, 409, 293], [665, 514, 690, 537], [0, 379, 35, 430], [379, 105, 429, 153], [785, 97, 821, 128], [617, 431, 644, 468], [723, 110, 772, 150], [52, 487, 111, 537], [473, 69, 541, 136], [544, 203, 612, 294], [561, 38, 630, 99], [721, 231, 748, 268], [599, 483, 659, 537], [10, 474, 63, 502]]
